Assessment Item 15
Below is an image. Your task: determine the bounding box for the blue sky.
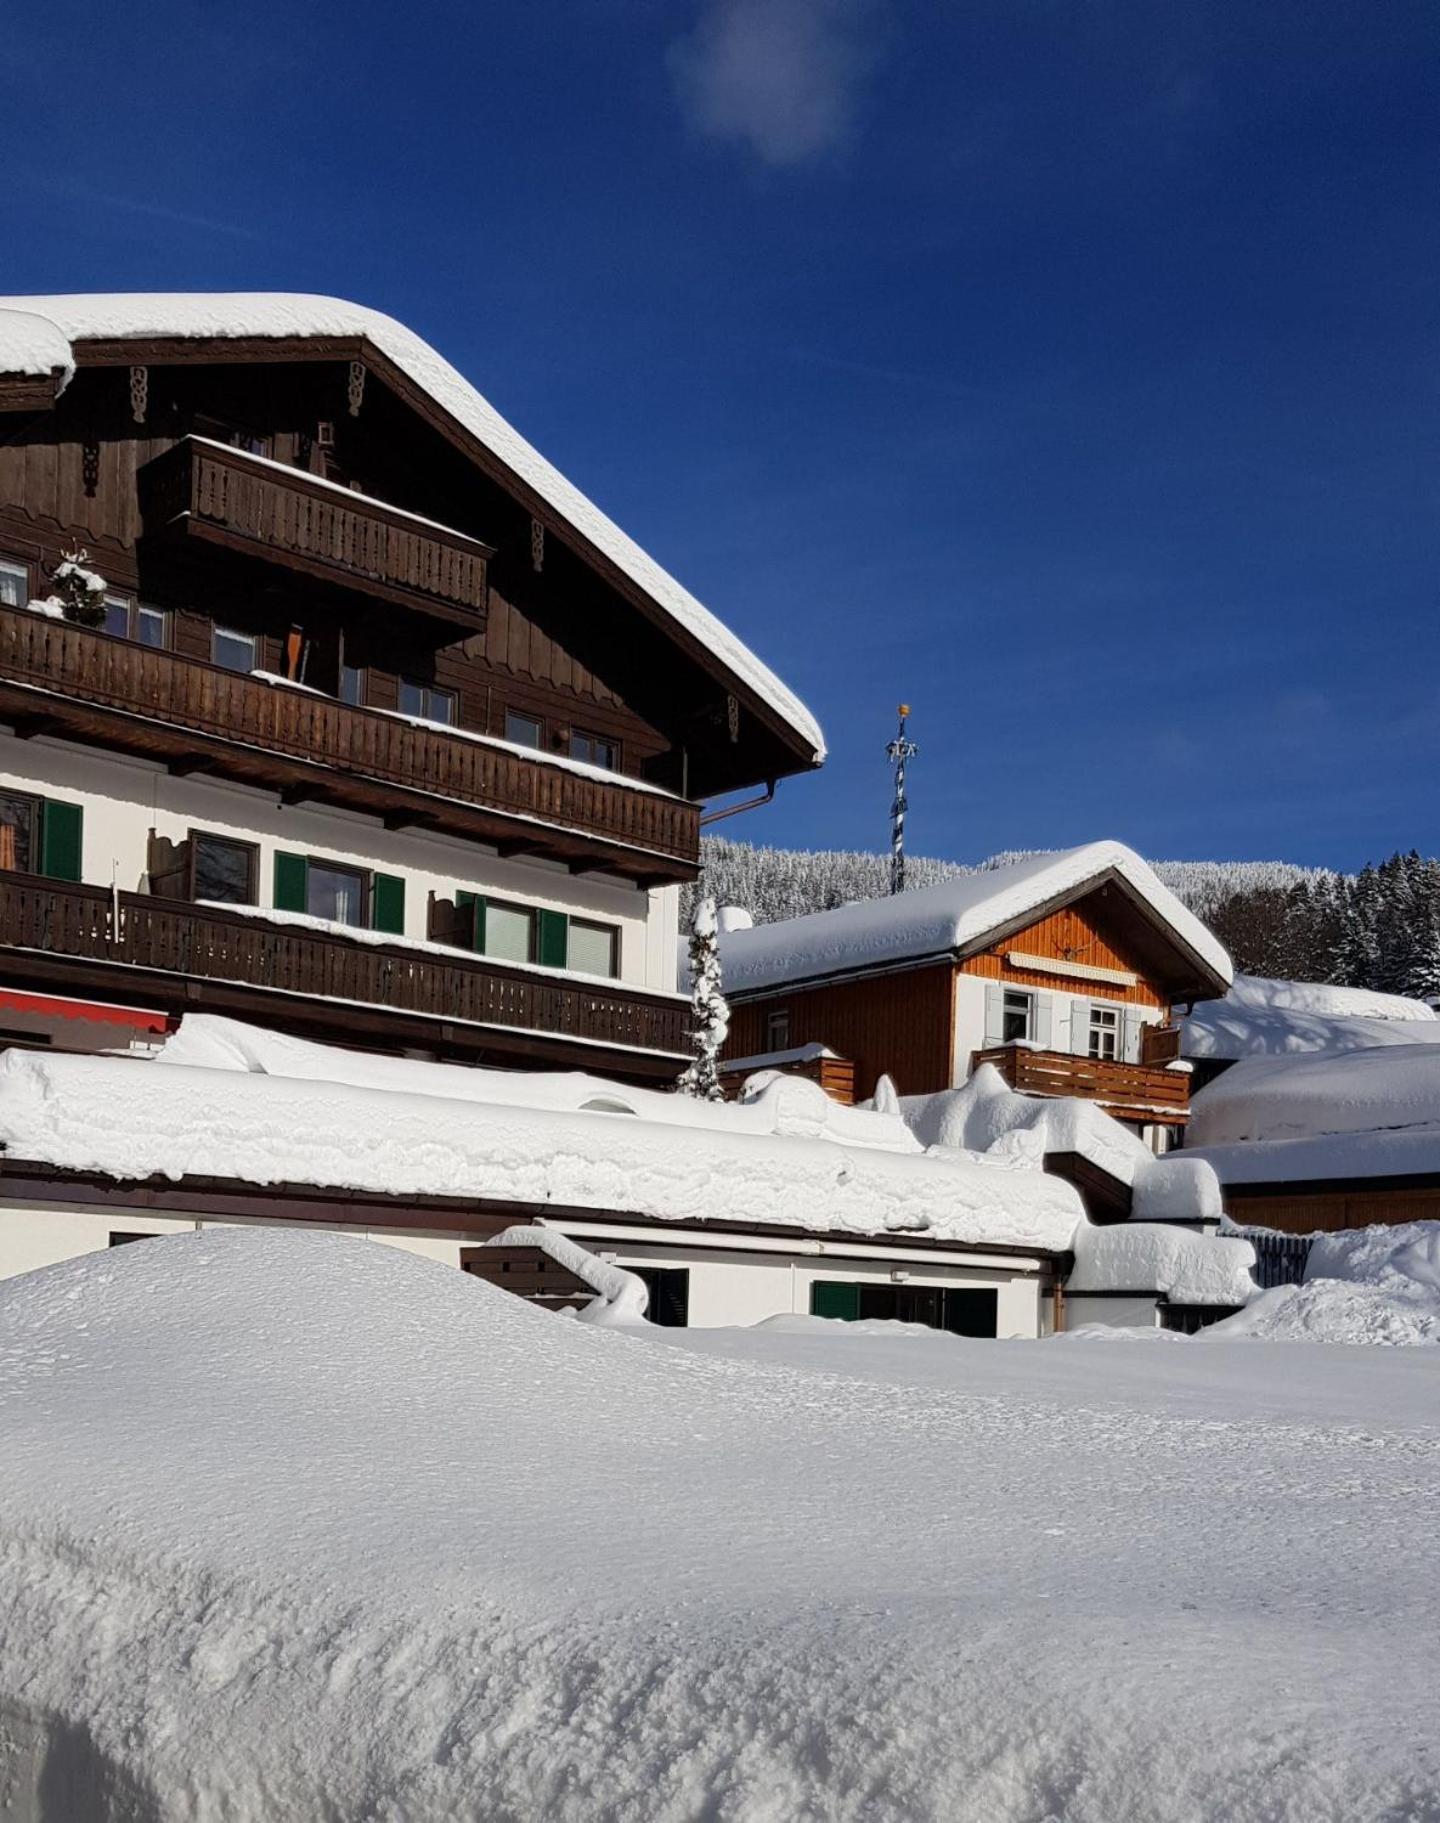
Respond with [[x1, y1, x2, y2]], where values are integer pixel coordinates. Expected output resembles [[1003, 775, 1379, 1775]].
[[4, 0, 1434, 871]]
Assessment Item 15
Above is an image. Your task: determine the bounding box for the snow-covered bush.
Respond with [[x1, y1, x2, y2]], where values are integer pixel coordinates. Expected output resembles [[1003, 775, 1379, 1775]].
[[678, 896, 729, 1101], [41, 547, 109, 627]]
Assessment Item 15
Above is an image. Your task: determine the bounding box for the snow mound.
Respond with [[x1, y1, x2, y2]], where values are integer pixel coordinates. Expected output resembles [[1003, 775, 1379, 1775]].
[[905, 1065, 1224, 1223], [0, 292, 822, 762], [1208, 1222, 1440, 1345], [3, 1227, 1439, 1819], [1189, 1045, 1440, 1146], [1068, 1224, 1256, 1306], [718, 841, 1232, 995]]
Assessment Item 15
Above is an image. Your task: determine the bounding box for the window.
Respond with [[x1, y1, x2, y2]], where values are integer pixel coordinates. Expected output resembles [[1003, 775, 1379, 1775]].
[[568, 917, 619, 979], [0, 558, 29, 608], [810, 1281, 997, 1337], [570, 729, 617, 770], [484, 900, 537, 965], [0, 791, 82, 880], [398, 679, 456, 725], [192, 833, 257, 906], [1088, 1004, 1121, 1062], [103, 597, 168, 648], [1001, 989, 1034, 1045], [193, 416, 271, 459], [766, 1008, 791, 1051], [0, 791, 39, 872], [504, 710, 542, 749], [109, 1231, 160, 1247], [339, 664, 365, 707], [273, 852, 404, 934], [307, 862, 367, 926], [629, 1266, 690, 1328], [213, 626, 258, 674]]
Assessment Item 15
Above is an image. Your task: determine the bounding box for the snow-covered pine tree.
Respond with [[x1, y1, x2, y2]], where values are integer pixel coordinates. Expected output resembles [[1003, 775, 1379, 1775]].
[[678, 895, 729, 1101], [46, 548, 109, 628]]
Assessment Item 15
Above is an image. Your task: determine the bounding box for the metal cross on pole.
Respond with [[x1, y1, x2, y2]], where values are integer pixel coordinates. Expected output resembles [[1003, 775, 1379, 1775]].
[[886, 703, 918, 895]]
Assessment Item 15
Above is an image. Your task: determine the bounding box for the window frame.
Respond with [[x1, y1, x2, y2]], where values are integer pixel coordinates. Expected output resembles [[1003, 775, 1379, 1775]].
[[0, 556, 31, 609], [212, 624, 259, 674], [765, 1008, 791, 1051], [304, 858, 372, 929], [187, 829, 259, 907], [569, 727, 619, 770], [503, 709, 544, 750], [1087, 1003, 1122, 1062], [338, 663, 366, 707], [481, 897, 539, 966], [103, 595, 170, 648], [0, 787, 42, 874], [567, 915, 620, 979], [1001, 987, 1034, 1045], [397, 678, 457, 726]]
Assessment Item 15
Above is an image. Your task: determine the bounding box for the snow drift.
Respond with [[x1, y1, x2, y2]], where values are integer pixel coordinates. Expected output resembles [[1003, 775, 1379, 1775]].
[[1189, 1045, 1440, 1147], [1210, 1222, 1440, 1345], [2, 1228, 1438, 1820]]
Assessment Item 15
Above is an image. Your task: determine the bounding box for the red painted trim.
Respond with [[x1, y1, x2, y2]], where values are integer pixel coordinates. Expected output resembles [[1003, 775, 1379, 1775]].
[[0, 987, 172, 1033]]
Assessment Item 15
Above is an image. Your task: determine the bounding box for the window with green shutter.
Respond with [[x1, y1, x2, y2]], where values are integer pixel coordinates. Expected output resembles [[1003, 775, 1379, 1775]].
[[372, 873, 405, 935], [456, 889, 485, 952], [39, 799, 83, 882]]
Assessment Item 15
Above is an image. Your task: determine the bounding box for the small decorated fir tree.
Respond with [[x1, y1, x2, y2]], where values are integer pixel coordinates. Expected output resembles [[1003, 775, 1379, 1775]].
[[46, 549, 109, 628], [678, 895, 729, 1101]]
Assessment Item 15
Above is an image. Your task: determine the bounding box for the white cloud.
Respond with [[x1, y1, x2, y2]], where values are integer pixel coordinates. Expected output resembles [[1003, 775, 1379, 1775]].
[[669, 0, 880, 166]]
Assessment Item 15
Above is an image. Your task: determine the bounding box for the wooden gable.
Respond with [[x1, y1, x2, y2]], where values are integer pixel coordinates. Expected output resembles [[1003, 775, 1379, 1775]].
[[959, 889, 1169, 1009]]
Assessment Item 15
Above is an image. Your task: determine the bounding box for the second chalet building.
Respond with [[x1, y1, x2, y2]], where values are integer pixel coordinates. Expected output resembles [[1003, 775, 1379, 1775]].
[[0, 293, 823, 1078], [718, 843, 1234, 1148]]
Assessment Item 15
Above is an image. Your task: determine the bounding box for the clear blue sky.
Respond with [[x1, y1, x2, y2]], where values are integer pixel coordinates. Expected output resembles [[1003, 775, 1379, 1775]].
[[5, 0, 1434, 872]]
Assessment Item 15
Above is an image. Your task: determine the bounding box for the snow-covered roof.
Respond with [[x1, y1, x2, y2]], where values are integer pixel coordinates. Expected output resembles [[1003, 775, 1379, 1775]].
[[1068, 1223, 1256, 1306], [718, 841, 1233, 996], [1189, 1045, 1440, 1148], [0, 293, 823, 765], [0, 1015, 1082, 1253], [0, 307, 74, 385], [1182, 975, 1440, 1063]]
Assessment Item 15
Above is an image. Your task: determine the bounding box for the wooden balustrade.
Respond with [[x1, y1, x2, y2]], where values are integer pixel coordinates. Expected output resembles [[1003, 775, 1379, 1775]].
[[0, 873, 690, 1068], [140, 437, 491, 616], [0, 606, 699, 878], [971, 1043, 1191, 1121]]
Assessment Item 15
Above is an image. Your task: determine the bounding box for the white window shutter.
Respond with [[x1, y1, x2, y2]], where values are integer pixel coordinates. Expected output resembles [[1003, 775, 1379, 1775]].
[[1032, 993, 1052, 1050], [1071, 997, 1090, 1055], [983, 982, 1006, 1045], [1122, 1008, 1145, 1064]]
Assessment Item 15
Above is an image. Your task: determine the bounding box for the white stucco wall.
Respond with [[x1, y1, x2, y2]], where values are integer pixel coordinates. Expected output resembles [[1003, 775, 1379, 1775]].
[[952, 972, 1166, 1086], [0, 1204, 1049, 1338], [1062, 1293, 1162, 1331], [0, 732, 680, 995]]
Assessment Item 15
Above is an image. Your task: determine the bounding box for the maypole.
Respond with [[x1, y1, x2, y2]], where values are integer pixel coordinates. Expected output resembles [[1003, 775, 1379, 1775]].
[[886, 703, 918, 895]]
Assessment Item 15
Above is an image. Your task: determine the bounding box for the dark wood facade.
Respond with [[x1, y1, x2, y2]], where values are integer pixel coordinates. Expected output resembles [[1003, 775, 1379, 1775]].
[[0, 871, 689, 1081], [0, 331, 818, 801]]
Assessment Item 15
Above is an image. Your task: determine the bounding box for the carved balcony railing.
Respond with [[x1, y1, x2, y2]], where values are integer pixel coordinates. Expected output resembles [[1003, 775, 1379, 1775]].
[[971, 1043, 1191, 1123], [0, 873, 690, 1075], [139, 437, 492, 619], [0, 607, 699, 882]]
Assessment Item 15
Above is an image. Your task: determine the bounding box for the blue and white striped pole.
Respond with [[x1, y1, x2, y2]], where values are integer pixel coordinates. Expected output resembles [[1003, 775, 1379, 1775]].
[[886, 703, 918, 896]]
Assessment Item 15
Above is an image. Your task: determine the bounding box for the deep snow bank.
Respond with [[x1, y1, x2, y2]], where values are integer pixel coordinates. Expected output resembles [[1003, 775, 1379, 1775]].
[[1, 1229, 1438, 1820], [1211, 1221, 1440, 1345]]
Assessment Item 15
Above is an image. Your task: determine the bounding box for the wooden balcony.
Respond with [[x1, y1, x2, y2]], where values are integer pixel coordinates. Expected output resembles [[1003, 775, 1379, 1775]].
[[0, 873, 690, 1081], [140, 437, 492, 623], [0, 608, 699, 884], [971, 1043, 1191, 1125]]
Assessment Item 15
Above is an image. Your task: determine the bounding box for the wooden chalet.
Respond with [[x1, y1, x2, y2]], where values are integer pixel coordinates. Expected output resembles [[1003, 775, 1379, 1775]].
[[719, 842, 1233, 1145], [0, 293, 822, 1081]]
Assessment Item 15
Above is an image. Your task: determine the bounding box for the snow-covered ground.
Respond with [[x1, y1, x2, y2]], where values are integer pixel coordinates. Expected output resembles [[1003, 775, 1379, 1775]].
[[1, 1228, 1437, 1820], [1211, 1222, 1440, 1346]]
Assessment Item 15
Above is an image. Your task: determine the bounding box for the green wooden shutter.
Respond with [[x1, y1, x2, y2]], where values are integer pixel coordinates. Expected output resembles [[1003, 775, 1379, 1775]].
[[372, 872, 406, 935], [456, 889, 485, 953], [810, 1281, 860, 1322], [40, 799, 83, 882], [537, 907, 568, 970], [273, 851, 309, 912]]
